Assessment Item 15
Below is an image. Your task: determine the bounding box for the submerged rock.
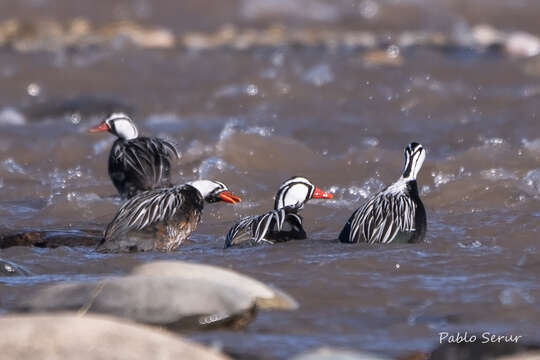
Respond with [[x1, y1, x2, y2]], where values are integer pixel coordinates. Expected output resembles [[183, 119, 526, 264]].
[[0, 229, 102, 249], [0, 314, 230, 360], [17, 260, 297, 330]]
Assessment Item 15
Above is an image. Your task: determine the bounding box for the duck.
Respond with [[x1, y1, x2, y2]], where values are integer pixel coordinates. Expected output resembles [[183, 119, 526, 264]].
[[96, 180, 241, 252], [224, 176, 333, 248], [339, 142, 427, 244], [89, 112, 179, 199]]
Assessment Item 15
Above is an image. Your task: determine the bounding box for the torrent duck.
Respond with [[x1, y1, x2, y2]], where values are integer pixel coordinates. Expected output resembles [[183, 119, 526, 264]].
[[225, 176, 333, 248], [97, 180, 241, 252], [339, 142, 427, 244], [89, 112, 179, 199]]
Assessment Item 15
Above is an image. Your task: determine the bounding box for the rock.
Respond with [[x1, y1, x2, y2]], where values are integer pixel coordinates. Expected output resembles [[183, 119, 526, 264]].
[[0, 18, 175, 52], [362, 50, 403, 67], [17, 260, 297, 330], [291, 347, 390, 360], [471, 24, 504, 48], [505, 32, 540, 58], [19, 276, 254, 330], [100, 21, 175, 49], [0, 229, 102, 249], [0, 313, 230, 360], [131, 261, 298, 310]]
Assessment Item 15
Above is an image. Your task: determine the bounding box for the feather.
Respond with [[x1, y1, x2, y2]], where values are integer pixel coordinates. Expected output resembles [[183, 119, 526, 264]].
[[109, 137, 179, 198], [104, 186, 185, 242], [225, 207, 307, 247], [340, 189, 416, 244]]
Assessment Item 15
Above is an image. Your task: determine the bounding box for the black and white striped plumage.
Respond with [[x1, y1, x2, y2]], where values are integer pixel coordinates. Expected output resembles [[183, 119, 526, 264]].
[[339, 142, 427, 244], [89, 113, 179, 199], [97, 180, 241, 252], [224, 176, 333, 248]]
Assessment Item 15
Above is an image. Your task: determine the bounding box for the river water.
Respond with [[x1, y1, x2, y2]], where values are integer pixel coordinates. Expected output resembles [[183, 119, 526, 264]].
[[1, 1, 540, 358]]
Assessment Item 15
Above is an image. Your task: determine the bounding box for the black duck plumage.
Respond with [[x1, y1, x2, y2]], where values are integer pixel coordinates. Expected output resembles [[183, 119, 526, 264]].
[[109, 137, 178, 199], [89, 113, 179, 199]]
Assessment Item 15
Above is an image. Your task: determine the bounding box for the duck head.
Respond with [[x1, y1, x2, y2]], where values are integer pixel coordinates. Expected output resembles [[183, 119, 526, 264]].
[[188, 180, 242, 204], [274, 176, 333, 211], [401, 142, 426, 181], [89, 112, 139, 140]]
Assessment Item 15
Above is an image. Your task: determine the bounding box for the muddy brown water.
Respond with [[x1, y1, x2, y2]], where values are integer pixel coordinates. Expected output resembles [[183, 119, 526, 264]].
[[1, 1, 540, 359]]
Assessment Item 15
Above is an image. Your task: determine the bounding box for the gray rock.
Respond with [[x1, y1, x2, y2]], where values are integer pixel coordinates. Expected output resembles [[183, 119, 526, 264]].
[[0, 313, 230, 360], [131, 261, 298, 310], [0, 229, 102, 249], [18, 260, 297, 330], [291, 347, 390, 360]]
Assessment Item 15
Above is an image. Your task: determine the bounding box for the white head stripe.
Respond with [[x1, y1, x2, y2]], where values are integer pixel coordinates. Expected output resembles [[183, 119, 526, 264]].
[[188, 180, 225, 198], [275, 177, 314, 210]]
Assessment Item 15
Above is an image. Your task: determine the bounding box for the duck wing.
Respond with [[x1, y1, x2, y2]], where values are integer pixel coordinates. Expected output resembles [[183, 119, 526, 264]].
[[224, 209, 288, 248], [339, 193, 415, 244], [103, 186, 186, 243], [109, 137, 179, 198]]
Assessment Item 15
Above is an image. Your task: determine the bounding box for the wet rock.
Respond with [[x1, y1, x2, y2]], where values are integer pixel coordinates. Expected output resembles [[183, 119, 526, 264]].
[[19, 276, 256, 330], [1, 16, 539, 61], [0, 18, 174, 52], [291, 347, 390, 360], [100, 21, 175, 49], [505, 32, 540, 58], [131, 261, 298, 310], [0, 259, 29, 276], [0, 313, 230, 360], [362, 49, 404, 67], [17, 260, 297, 330], [471, 24, 504, 49], [0, 229, 102, 249]]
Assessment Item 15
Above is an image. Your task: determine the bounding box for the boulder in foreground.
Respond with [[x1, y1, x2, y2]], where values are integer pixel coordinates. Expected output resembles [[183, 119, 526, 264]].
[[131, 261, 298, 310], [18, 260, 297, 330], [0, 313, 230, 360]]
